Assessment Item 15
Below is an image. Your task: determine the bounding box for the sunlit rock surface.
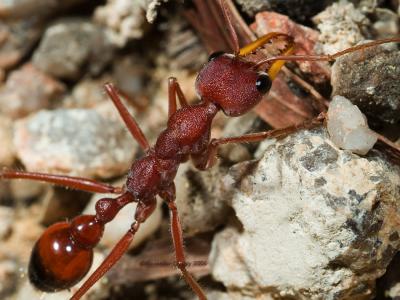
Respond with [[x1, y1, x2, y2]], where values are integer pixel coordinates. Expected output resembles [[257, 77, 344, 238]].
[[209, 128, 400, 300]]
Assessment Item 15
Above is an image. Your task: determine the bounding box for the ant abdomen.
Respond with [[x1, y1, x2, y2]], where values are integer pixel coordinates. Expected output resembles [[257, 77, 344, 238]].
[[29, 215, 104, 292]]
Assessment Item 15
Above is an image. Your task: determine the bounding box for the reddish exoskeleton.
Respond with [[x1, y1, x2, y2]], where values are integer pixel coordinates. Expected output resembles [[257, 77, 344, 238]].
[[1, 1, 399, 299]]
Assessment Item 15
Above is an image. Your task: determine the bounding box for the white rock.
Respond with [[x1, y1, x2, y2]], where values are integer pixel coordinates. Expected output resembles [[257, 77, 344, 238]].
[[13, 109, 137, 178], [313, 0, 369, 54], [209, 128, 400, 299], [84, 191, 162, 250], [327, 95, 377, 155]]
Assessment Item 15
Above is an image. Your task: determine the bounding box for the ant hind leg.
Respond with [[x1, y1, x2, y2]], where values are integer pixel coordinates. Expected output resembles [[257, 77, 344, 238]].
[[0, 169, 123, 194], [159, 185, 207, 300]]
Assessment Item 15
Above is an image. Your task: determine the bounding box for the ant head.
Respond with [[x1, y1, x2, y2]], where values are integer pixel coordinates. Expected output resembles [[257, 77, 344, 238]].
[[195, 51, 272, 117]]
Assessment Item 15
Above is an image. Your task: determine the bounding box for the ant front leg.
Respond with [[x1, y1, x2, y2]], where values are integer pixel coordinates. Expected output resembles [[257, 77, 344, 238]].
[[104, 83, 150, 152], [0, 169, 123, 194], [168, 77, 189, 117], [159, 184, 207, 300], [193, 113, 325, 170]]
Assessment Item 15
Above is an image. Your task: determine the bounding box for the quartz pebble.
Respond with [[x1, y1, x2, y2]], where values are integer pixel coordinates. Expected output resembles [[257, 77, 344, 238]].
[[0, 64, 65, 119], [327, 95, 377, 155], [14, 109, 136, 178], [210, 128, 400, 299]]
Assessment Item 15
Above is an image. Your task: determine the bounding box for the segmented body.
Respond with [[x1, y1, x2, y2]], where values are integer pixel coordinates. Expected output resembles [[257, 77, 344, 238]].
[[126, 101, 219, 202]]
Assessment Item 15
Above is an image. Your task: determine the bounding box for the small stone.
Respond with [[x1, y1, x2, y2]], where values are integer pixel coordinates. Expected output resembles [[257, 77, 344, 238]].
[[94, 0, 149, 47], [331, 43, 400, 124], [0, 206, 13, 240], [313, 0, 370, 54], [32, 19, 115, 80], [0, 64, 65, 119], [62, 76, 111, 109], [0, 19, 42, 69], [14, 109, 136, 178], [0, 115, 15, 166], [376, 252, 400, 299], [372, 8, 400, 38], [9, 180, 45, 205], [327, 95, 377, 155], [0, 0, 86, 19], [209, 128, 400, 299], [112, 56, 149, 104], [84, 187, 163, 249], [0, 259, 18, 298]]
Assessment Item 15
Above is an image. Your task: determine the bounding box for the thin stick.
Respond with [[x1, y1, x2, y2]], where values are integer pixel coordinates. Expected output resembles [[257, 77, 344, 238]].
[[219, 0, 240, 54]]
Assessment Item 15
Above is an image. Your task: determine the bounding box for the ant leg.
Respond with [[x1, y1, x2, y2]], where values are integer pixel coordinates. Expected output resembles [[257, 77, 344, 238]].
[[168, 77, 189, 117], [0, 169, 122, 194], [160, 185, 207, 300], [193, 113, 325, 170], [70, 228, 138, 300], [104, 83, 150, 152], [255, 38, 400, 68], [70, 198, 157, 300]]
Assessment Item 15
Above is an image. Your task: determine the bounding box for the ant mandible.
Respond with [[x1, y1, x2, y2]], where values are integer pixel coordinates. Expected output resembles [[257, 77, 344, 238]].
[[1, 1, 399, 299]]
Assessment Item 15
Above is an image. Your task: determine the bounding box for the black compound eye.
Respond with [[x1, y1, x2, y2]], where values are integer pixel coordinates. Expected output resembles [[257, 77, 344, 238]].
[[255, 72, 272, 94], [208, 51, 225, 62]]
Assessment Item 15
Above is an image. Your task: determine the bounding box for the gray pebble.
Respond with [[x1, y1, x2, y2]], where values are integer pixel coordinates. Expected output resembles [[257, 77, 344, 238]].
[[331, 44, 400, 124], [33, 19, 115, 80]]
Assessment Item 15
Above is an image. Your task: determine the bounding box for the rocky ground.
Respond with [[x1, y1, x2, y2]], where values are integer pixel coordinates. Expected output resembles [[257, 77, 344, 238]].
[[0, 0, 399, 299]]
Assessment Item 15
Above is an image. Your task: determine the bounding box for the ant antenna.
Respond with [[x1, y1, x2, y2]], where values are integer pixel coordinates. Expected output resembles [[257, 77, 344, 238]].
[[219, 0, 240, 55], [218, 0, 296, 78], [254, 37, 400, 70]]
